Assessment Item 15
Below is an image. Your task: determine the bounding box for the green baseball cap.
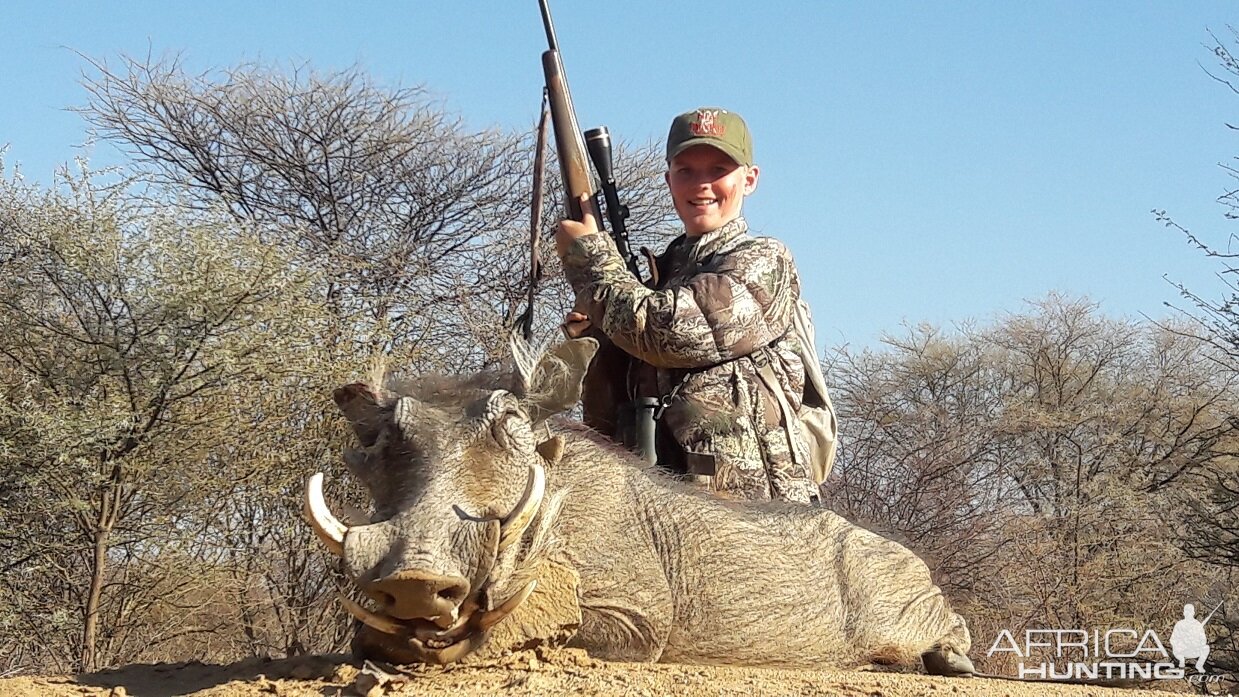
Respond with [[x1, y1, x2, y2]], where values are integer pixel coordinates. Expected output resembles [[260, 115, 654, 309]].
[[665, 107, 753, 167]]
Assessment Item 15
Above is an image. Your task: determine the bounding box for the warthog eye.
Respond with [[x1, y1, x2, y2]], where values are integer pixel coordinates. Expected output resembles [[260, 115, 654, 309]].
[[488, 406, 527, 450], [490, 408, 521, 448]]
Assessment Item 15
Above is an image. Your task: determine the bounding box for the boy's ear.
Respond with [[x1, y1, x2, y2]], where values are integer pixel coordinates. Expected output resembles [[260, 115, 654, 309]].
[[744, 164, 760, 195]]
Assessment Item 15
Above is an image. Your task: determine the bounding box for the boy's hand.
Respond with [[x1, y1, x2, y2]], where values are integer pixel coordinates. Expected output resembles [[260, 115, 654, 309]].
[[555, 194, 600, 256], [561, 311, 592, 339]]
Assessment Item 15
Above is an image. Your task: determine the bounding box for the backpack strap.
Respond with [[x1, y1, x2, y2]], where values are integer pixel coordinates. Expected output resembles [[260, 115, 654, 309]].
[[751, 346, 805, 467]]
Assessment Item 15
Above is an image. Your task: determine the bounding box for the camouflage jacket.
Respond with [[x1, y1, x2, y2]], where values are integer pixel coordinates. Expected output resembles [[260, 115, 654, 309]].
[[561, 217, 816, 502]]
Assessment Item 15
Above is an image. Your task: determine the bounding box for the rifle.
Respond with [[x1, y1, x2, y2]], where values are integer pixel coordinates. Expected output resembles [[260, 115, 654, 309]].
[[537, 0, 641, 278], [537, 0, 659, 463], [1201, 600, 1224, 625]]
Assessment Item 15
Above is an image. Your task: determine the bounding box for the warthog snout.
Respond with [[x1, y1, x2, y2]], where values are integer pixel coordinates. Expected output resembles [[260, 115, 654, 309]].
[[370, 569, 470, 621]]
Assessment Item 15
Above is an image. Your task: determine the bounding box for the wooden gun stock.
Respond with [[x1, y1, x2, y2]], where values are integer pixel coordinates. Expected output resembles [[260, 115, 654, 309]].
[[542, 50, 601, 222]]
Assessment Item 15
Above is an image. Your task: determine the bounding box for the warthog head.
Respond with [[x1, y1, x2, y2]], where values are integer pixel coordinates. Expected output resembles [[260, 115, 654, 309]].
[[304, 337, 598, 663]]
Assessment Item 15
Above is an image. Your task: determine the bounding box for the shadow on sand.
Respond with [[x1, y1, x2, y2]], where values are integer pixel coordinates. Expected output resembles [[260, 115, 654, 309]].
[[75, 653, 354, 697]]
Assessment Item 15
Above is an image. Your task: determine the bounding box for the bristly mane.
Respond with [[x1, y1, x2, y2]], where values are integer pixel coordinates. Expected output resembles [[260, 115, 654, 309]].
[[382, 371, 511, 407], [378, 332, 552, 407]]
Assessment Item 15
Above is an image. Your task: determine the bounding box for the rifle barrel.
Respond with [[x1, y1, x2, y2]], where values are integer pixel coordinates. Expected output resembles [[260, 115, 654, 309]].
[[1202, 600, 1224, 625], [538, 0, 558, 50]]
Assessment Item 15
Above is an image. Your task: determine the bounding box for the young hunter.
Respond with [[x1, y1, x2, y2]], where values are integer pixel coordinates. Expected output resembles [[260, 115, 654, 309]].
[[555, 107, 821, 504]]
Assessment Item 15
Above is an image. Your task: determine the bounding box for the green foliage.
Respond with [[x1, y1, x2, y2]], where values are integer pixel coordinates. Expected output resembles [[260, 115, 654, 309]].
[[0, 162, 334, 671]]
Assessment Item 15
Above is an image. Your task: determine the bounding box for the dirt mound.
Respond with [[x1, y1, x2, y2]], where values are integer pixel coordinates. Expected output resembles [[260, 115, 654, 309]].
[[1, 649, 1190, 697]]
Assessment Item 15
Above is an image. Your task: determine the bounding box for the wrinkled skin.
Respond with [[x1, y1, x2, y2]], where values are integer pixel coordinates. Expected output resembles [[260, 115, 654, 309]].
[[308, 338, 975, 675]]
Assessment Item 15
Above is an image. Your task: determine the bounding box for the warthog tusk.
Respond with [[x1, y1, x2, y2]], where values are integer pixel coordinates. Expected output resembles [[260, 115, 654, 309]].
[[479, 579, 537, 631], [304, 473, 347, 556], [338, 592, 405, 636], [497, 463, 545, 551], [433, 637, 480, 664]]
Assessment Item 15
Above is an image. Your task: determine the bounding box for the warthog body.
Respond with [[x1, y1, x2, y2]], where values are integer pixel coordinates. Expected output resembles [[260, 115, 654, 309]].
[[306, 338, 973, 674]]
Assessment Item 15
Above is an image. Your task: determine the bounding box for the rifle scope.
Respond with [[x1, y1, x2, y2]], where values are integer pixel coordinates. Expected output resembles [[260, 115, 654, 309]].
[[585, 126, 630, 238]]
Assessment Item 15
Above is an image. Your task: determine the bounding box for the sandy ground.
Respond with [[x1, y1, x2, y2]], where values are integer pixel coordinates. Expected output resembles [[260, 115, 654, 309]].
[[0, 648, 1200, 697]]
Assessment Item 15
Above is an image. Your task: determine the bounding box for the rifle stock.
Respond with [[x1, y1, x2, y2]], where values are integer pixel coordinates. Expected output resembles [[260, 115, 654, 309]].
[[541, 51, 601, 222]]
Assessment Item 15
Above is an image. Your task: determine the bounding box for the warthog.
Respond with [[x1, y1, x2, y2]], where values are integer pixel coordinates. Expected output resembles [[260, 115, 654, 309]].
[[304, 337, 975, 675]]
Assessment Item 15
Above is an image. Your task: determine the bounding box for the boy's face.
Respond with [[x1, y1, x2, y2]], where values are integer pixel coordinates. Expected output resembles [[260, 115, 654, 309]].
[[665, 145, 759, 235]]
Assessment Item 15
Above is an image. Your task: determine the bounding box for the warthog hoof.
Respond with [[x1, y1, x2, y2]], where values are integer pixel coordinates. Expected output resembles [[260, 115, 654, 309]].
[[922, 646, 976, 677]]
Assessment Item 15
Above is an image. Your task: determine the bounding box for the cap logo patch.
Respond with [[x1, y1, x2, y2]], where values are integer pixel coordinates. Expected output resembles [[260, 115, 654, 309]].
[[690, 109, 725, 137]]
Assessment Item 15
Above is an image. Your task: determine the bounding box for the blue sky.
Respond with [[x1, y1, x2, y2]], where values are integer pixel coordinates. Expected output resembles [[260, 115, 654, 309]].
[[2, 1, 1236, 352]]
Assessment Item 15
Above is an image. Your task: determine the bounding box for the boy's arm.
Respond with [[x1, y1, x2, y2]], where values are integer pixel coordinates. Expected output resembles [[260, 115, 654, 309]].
[[561, 232, 798, 369]]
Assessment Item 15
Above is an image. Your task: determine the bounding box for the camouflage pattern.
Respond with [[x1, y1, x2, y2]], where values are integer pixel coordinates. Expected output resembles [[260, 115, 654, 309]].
[[561, 217, 818, 503]]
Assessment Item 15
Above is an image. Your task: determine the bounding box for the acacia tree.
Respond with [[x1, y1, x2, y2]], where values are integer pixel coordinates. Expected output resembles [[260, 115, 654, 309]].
[[1149, 28, 1239, 677], [826, 321, 1015, 586], [826, 296, 1237, 673], [0, 163, 328, 672], [76, 55, 677, 370], [1161, 27, 1239, 369], [184, 383, 359, 660]]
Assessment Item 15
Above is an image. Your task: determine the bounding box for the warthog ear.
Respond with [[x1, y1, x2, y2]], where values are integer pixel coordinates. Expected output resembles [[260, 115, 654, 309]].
[[522, 338, 599, 425], [333, 383, 385, 447]]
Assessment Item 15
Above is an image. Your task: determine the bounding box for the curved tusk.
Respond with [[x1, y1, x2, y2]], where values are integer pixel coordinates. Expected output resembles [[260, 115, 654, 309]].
[[478, 579, 537, 631], [433, 636, 480, 664], [338, 592, 405, 636], [304, 473, 347, 556], [497, 463, 545, 551]]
